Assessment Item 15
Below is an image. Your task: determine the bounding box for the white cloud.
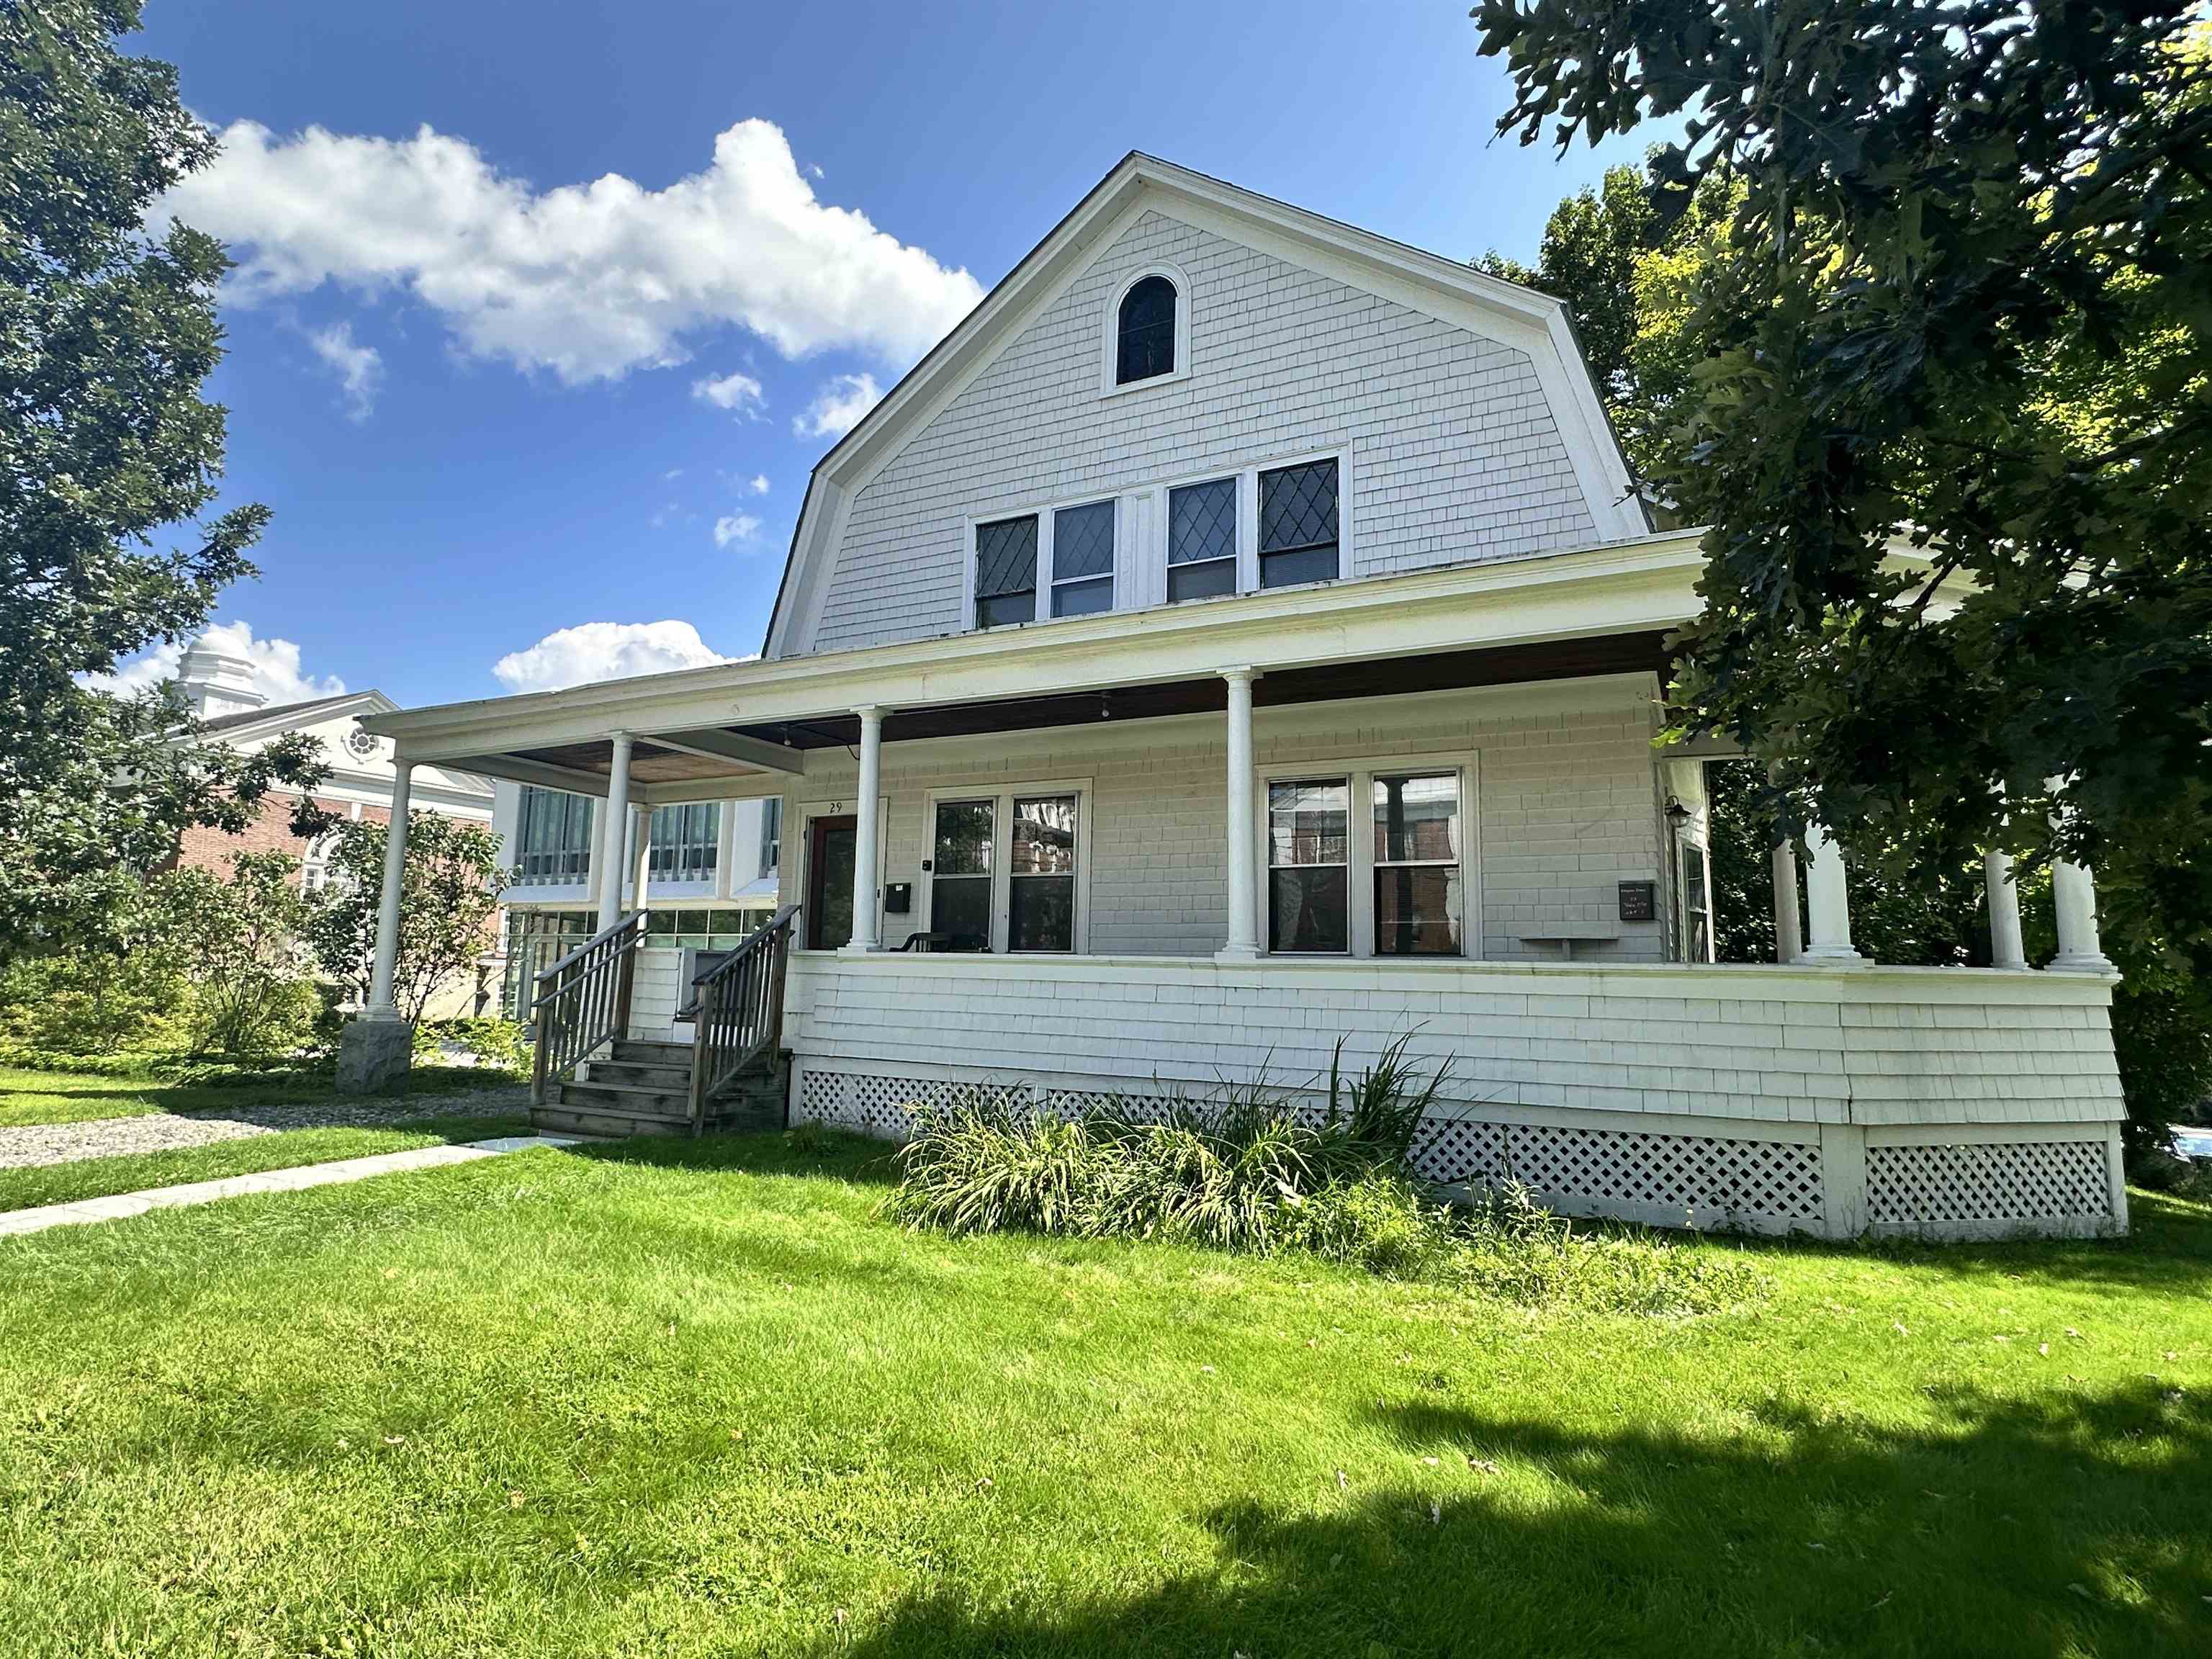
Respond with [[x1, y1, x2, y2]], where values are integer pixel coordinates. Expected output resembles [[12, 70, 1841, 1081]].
[[749, 472, 770, 494], [307, 320, 382, 419], [692, 369, 764, 415], [490, 620, 732, 693], [165, 117, 981, 385], [662, 467, 683, 481], [712, 512, 763, 549], [793, 371, 882, 439], [89, 619, 346, 706]]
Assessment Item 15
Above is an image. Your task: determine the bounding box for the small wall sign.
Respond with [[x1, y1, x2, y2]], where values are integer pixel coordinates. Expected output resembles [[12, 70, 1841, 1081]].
[[1618, 881, 1657, 922]]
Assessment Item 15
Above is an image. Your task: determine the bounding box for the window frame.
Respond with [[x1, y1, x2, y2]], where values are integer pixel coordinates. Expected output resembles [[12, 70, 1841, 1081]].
[[1099, 264, 1192, 397], [1144, 446, 1351, 608], [963, 496, 1122, 631], [918, 779, 1092, 955], [1256, 456, 1344, 592], [1249, 750, 1479, 960]]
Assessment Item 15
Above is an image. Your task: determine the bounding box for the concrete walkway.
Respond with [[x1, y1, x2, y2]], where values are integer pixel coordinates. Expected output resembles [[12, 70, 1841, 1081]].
[[0, 1135, 582, 1238]]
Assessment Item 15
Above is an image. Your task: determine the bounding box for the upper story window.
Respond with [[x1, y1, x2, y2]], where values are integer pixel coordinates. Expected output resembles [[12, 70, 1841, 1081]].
[[516, 786, 594, 885], [974, 514, 1038, 629], [1167, 478, 1238, 603], [1115, 275, 1177, 384], [648, 801, 719, 884], [1051, 501, 1115, 616], [1259, 459, 1340, 588]]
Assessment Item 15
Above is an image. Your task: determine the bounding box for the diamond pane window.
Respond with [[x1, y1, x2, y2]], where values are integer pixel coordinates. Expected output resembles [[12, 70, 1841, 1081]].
[[1267, 779, 1350, 953], [975, 515, 1038, 629], [1168, 478, 1237, 603], [1259, 459, 1339, 589], [1372, 773, 1462, 956], [1115, 275, 1177, 385], [1051, 501, 1115, 617]]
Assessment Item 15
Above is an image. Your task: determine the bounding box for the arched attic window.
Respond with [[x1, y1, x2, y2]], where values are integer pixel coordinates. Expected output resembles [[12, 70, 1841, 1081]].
[[1115, 274, 1178, 385]]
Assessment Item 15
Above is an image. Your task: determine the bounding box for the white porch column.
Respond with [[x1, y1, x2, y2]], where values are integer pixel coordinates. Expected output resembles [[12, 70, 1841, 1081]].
[[2046, 778, 2115, 973], [630, 804, 654, 914], [597, 731, 634, 932], [1984, 849, 2028, 969], [842, 705, 885, 953], [1771, 841, 1803, 963], [1218, 666, 1261, 961], [365, 759, 414, 1016], [1800, 823, 1864, 963]]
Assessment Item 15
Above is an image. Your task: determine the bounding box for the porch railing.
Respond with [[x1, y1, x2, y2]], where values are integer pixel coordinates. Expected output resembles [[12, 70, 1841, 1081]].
[[685, 904, 799, 1133], [529, 911, 647, 1105]]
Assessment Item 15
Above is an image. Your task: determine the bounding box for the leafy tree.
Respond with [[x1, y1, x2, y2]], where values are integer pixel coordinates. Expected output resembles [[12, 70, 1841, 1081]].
[[305, 814, 511, 1024], [0, 0, 326, 958], [1476, 3, 2212, 1141], [156, 851, 318, 1056]]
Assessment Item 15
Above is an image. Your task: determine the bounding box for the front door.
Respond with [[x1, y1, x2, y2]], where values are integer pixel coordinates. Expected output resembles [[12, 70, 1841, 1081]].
[[807, 814, 858, 950]]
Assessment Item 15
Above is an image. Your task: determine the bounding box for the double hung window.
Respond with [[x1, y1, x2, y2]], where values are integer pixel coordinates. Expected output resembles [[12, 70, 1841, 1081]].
[[925, 786, 1085, 953], [1261, 765, 1470, 957]]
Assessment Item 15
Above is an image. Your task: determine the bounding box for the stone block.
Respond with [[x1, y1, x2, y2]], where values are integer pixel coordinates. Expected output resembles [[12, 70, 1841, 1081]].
[[338, 1016, 413, 1095]]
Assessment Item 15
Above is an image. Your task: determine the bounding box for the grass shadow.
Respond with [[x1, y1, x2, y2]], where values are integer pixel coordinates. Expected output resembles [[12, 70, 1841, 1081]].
[[844, 1378, 2210, 1658], [565, 1123, 902, 1187]]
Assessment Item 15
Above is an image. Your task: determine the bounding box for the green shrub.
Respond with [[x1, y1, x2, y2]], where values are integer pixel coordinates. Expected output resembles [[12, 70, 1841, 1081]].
[[888, 1043, 1762, 1316], [0, 951, 194, 1055]]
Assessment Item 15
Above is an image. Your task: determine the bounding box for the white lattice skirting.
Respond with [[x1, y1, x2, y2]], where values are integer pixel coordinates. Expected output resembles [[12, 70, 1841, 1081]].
[[793, 1063, 2123, 1240]]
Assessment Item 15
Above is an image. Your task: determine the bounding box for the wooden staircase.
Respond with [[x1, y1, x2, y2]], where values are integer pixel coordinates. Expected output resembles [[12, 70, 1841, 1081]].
[[525, 904, 799, 1140], [532, 1038, 788, 1138]]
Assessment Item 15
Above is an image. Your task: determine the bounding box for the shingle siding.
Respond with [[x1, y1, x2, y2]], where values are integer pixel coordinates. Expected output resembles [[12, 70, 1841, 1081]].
[[809, 210, 1599, 652]]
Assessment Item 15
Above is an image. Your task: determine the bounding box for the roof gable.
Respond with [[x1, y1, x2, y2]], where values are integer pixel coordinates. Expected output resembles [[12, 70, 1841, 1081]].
[[762, 153, 1645, 657]]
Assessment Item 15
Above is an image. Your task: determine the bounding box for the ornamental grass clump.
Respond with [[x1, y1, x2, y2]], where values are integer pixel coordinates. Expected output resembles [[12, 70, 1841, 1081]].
[[887, 1035, 1761, 1316]]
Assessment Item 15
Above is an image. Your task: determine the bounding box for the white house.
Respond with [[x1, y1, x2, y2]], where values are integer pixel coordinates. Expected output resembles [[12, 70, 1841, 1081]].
[[351, 153, 2128, 1239]]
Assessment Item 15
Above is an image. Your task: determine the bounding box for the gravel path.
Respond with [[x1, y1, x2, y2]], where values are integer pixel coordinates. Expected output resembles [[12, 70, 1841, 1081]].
[[0, 1086, 531, 1172]]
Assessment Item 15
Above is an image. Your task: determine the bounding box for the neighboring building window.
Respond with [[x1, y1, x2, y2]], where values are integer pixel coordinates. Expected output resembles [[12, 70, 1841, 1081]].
[[929, 799, 996, 949], [1259, 459, 1340, 589], [1051, 501, 1115, 616], [300, 830, 341, 895], [1115, 274, 1177, 384], [1681, 838, 1713, 963], [1167, 478, 1237, 603], [1007, 795, 1077, 952], [1371, 773, 1462, 956], [760, 798, 782, 876], [974, 515, 1038, 629], [516, 786, 595, 884], [1267, 779, 1351, 953], [648, 801, 720, 884]]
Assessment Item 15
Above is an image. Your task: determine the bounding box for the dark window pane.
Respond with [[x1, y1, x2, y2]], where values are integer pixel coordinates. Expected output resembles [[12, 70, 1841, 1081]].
[[932, 800, 994, 877], [1115, 275, 1177, 384], [1259, 460, 1338, 552], [1268, 780, 1349, 867], [1009, 876, 1074, 951], [1053, 501, 1115, 580], [1011, 796, 1076, 874], [1259, 544, 1339, 589], [1169, 478, 1236, 567], [975, 516, 1038, 626], [1052, 575, 1113, 616], [932, 876, 992, 951], [1371, 774, 1460, 863], [1166, 559, 1236, 604], [1374, 866, 1463, 956], [1269, 866, 1349, 953]]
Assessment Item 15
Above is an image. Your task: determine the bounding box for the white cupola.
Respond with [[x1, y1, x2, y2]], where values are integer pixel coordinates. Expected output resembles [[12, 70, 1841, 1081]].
[[174, 636, 266, 719]]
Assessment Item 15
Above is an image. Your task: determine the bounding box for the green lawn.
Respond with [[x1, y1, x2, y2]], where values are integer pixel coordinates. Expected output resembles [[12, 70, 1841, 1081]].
[[0, 1129, 2205, 1658], [0, 1113, 531, 1213], [0, 1061, 519, 1128]]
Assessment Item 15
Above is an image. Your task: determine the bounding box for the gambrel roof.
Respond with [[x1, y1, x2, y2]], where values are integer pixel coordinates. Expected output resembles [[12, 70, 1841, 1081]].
[[761, 151, 1645, 658]]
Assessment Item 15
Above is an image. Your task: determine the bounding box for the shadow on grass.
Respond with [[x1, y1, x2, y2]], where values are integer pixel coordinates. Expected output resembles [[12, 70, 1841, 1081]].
[[566, 1123, 902, 1187], [845, 1379, 2209, 1659]]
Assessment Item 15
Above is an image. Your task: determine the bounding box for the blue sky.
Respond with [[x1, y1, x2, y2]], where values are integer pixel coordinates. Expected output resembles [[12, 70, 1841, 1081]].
[[116, 0, 1657, 710]]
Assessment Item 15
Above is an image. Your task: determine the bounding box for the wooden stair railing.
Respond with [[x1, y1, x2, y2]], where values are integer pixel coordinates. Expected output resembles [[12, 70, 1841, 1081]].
[[529, 911, 648, 1105], [685, 904, 799, 1133]]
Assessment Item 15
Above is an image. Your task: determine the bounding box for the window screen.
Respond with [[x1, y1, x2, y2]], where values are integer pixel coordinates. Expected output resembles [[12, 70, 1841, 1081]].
[[1168, 478, 1237, 603], [1259, 459, 1339, 590], [975, 515, 1038, 629], [1115, 275, 1177, 384]]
